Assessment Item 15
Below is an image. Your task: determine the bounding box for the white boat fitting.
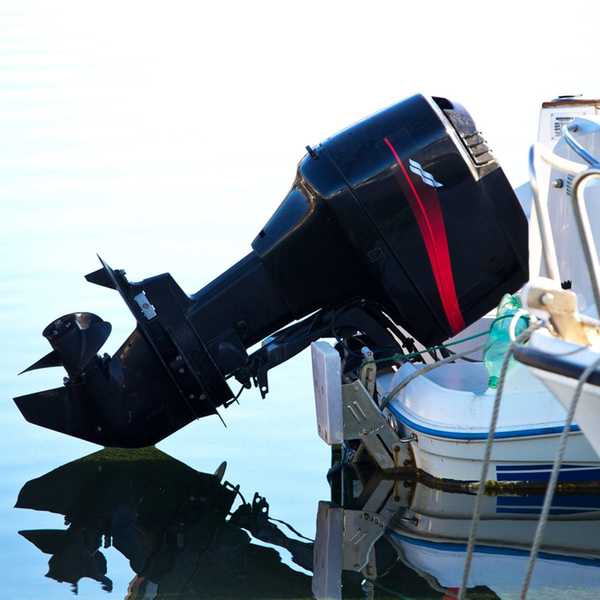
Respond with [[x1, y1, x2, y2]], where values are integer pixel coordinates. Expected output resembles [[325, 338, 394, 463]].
[[516, 329, 600, 459]]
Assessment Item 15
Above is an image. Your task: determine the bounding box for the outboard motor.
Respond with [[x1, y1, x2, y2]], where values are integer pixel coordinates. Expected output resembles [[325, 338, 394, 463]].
[[15, 94, 528, 447]]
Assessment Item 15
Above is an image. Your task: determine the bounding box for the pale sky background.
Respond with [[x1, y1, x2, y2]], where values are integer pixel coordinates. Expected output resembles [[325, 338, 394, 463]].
[[1, 3, 600, 597]]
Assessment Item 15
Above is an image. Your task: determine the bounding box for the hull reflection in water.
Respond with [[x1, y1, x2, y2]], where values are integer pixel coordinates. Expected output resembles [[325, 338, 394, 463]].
[[319, 465, 600, 598], [392, 482, 600, 595]]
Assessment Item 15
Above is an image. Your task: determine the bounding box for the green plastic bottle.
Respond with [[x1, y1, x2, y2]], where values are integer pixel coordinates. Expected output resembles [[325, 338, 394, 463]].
[[484, 294, 528, 389]]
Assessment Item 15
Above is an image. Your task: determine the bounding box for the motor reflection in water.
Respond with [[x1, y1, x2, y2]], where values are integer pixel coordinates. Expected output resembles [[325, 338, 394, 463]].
[[16, 448, 314, 598], [15, 449, 600, 599]]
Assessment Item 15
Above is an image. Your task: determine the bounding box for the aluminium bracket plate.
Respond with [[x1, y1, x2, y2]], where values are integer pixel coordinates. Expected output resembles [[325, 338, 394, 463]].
[[342, 380, 413, 471]]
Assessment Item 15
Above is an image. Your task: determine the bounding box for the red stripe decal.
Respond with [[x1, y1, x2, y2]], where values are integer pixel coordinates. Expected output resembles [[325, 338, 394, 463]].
[[383, 137, 465, 334]]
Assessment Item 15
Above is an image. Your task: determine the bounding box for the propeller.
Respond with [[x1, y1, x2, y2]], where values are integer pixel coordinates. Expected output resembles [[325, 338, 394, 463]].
[[20, 312, 111, 378]]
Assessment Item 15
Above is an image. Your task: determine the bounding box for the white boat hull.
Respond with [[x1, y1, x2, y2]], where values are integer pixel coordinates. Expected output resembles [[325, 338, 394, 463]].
[[400, 421, 600, 484], [386, 361, 600, 484]]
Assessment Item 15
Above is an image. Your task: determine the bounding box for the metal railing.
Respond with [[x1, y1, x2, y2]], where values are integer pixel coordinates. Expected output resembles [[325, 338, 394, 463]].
[[529, 122, 600, 313]]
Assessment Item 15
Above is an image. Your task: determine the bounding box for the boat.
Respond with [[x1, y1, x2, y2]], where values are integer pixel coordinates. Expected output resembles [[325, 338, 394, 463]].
[[312, 336, 600, 485], [451, 100, 600, 598]]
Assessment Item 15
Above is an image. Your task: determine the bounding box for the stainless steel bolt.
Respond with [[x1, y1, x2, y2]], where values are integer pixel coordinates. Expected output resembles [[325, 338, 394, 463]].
[[541, 292, 555, 305]]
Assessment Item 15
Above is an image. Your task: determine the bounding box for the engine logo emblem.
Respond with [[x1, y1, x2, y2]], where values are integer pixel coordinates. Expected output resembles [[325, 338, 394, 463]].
[[408, 159, 443, 188]]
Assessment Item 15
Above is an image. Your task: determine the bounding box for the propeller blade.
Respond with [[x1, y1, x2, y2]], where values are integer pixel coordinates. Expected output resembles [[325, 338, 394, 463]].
[[13, 386, 98, 444], [18, 530, 67, 554], [85, 267, 116, 289], [41, 313, 112, 376], [19, 350, 62, 375], [214, 461, 227, 482]]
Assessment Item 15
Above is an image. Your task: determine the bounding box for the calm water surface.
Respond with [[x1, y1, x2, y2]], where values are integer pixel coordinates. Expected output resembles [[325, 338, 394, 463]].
[[4, 264, 600, 599]]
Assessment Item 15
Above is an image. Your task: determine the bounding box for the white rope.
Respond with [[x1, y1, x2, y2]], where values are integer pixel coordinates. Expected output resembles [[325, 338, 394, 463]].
[[519, 352, 600, 599], [458, 324, 541, 600]]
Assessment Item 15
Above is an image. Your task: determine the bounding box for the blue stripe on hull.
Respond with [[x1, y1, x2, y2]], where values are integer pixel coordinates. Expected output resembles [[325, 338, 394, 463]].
[[388, 404, 581, 440], [496, 508, 598, 515], [497, 463, 586, 471], [497, 494, 600, 509], [496, 467, 600, 483]]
